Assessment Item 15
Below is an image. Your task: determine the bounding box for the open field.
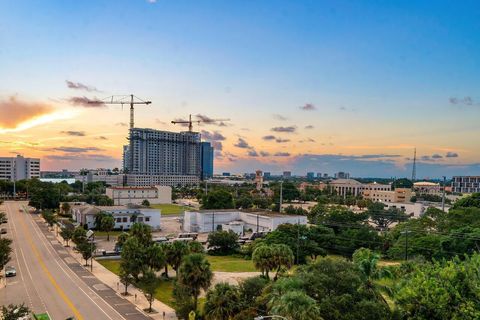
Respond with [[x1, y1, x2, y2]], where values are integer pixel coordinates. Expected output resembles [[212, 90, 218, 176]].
[[150, 203, 192, 215]]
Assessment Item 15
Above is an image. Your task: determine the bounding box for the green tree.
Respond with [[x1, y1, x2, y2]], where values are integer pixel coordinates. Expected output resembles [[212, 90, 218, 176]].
[[238, 276, 269, 308], [367, 202, 409, 231], [77, 240, 96, 266], [100, 214, 115, 241], [145, 243, 166, 272], [235, 195, 253, 209], [172, 281, 196, 319], [119, 266, 134, 295], [60, 202, 71, 216], [141, 199, 150, 207], [252, 245, 274, 278], [0, 212, 8, 224], [393, 178, 413, 189], [207, 230, 240, 255], [395, 254, 480, 319], [269, 290, 322, 320], [452, 192, 480, 209], [271, 244, 294, 280], [177, 253, 213, 312], [138, 270, 159, 313], [0, 238, 13, 271], [1, 303, 30, 320], [202, 189, 235, 209], [72, 226, 87, 245], [120, 237, 146, 281], [129, 223, 153, 247], [60, 227, 74, 247], [204, 283, 241, 320], [167, 240, 190, 274], [188, 240, 205, 254]]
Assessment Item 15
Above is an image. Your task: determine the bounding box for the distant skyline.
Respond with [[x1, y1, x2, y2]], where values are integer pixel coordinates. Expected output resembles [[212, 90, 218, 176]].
[[1, 1, 479, 178]]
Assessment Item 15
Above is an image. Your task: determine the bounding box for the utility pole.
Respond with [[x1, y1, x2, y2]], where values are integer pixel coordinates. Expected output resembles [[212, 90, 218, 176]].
[[296, 219, 300, 265], [279, 181, 283, 213], [256, 214, 259, 232], [441, 176, 446, 212]]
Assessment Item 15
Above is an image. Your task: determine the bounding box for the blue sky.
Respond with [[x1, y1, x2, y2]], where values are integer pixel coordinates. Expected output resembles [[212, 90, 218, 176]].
[[0, 0, 479, 177]]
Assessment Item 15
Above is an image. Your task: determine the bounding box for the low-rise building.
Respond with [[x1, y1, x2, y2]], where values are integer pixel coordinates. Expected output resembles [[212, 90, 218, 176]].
[[414, 181, 441, 194], [363, 187, 412, 203], [125, 174, 199, 187], [74, 169, 123, 186], [106, 185, 172, 205], [183, 210, 307, 233], [451, 176, 480, 194], [71, 204, 161, 230], [0, 155, 40, 181], [385, 201, 450, 218]]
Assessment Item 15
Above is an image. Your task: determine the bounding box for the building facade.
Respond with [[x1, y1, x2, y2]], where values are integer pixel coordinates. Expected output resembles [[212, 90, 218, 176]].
[[200, 142, 214, 180], [0, 155, 40, 181], [106, 185, 172, 205], [334, 171, 350, 179], [452, 176, 480, 193], [125, 174, 199, 187], [127, 128, 201, 176], [74, 169, 123, 186]]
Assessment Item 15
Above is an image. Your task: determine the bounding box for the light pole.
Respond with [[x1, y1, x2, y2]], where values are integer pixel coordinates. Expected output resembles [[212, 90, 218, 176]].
[[279, 181, 283, 213]]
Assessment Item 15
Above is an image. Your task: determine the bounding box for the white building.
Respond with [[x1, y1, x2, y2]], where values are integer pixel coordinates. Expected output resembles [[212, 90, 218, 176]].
[[106, 185, 172, 205], [414, 181, 442, 194], [183, 210, 308, 234], [74, 169, 123, 186], [125, 174, 199, 187], [451, 176, 480, 194], [0, 155, 40, 181], [71, 204, 161, 230], [384, 201, 450, 218]]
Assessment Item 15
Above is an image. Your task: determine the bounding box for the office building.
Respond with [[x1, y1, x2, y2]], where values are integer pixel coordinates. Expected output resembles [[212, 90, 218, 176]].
[[0, 155, 40, 181], [263, 172, 271, 179], [200, 142, 214, 180], [334, 171, 350, 179], [122, 145, 130, 172], [106, 185, 172, 205], [317, 172, 322, 178], [74, 169, 123, 186], [307, 172, 315, 180], [283, 171, 292, 178], [452, 176, 480, 193], [125, 174, 199, 187], [127, 128, 201, 176]]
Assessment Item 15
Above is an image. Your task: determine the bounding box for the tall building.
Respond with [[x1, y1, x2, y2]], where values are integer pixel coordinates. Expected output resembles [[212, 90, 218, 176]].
[[122, 145, 130, 172], [334, 171, 350, 179], [127, 128, 201, 176], [0, 155, 40, 181], [263, 172, 271, 179], [307, 172, 315, 180], [283, 171, 292, 178], [200, 142, 214, 180], [452, 176, 480, 193]]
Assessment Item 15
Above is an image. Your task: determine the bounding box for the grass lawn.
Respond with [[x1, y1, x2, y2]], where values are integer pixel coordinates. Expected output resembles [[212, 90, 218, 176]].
[[206, 255, 256, 272], [97, 258, 121, 274], [150, 204, 191, 215], [94, 230, 125, 238]]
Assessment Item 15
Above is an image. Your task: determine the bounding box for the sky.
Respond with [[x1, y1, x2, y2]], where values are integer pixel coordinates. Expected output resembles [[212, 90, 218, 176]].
[[0, 0, 479, 178]]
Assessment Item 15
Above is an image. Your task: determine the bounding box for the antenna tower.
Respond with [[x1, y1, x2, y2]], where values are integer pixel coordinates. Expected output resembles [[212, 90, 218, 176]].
[[411, 148, 417, 182]]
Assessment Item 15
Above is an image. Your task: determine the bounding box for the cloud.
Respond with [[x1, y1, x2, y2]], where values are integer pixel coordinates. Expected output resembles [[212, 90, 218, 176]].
[[260, 151, 271, 157], [60, 130, 85, 137], [271, 126, 296, 133], [234, 138, 252, 149], [299, 103, 316, 111], [262, 135, 276, 141], [446, 152, 459, 158], [274, 152, 291, 157], [304, 125, 314, 129], [51, 146, 103, 153], [247, 150, 259, 157], [275, 138, 290, 143], [201, 130, 226, 141], [0, 96, 55, 129], [272, 114, 288, 121], [147, 0, 157, 3], [96, 136, 108, 140], [195, 114, 229, 127], [449, 96, 478, 106], [115, 122, 128, 127], [65, 80, 100, 92], [155, 118, 167, 125], [45, 154, 115, 162], [432, 154, 443, 159], [68, 96, 106, 107], [299, 138, 316, 143]]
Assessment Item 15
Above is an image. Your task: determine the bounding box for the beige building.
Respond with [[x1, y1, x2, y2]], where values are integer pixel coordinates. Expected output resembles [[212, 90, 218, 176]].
[[414, 181, 441, 194], [106, 185, 172, 205], [363, 187, 412, 203]]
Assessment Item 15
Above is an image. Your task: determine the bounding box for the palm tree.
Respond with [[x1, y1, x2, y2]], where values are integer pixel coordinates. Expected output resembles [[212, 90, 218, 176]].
[[270, 290, 322, 320], [352, 248, 392, 305], [204, 283, 240, 320], [168, 240, 190, 274], [100, 214, 115, 241], [177, 253, 213, 312], [146, 243, 166, 272], [252, 245, 274, 278], [271, 244, 294, 281]]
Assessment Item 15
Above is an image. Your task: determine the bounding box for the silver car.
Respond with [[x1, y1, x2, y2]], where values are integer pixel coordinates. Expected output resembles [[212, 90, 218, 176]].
[[5, 265, 16, 277]]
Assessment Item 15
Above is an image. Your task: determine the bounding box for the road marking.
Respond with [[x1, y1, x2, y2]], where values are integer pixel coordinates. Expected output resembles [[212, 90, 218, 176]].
[[17, 206, 84, 320]]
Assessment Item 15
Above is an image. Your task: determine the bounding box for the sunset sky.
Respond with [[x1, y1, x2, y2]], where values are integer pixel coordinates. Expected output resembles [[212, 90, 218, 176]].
[[1, 1, 479, 178]]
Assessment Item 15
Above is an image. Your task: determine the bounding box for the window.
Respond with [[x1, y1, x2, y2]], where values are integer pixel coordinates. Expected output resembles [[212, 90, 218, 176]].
[[145, 217, 150, 222], [137, 217, 143, 222], [122, 217, 127, 222], [116, 218, 121, 223]]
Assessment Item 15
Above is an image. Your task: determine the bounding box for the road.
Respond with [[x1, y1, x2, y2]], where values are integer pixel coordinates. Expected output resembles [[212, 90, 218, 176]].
[[0, 201, 150, 320]]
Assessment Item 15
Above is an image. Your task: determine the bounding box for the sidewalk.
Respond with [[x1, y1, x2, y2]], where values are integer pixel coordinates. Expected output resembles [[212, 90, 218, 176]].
[[49, 224, 178, 320]]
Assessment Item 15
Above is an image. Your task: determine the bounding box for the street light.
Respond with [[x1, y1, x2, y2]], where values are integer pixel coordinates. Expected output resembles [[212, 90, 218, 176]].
[[86, 230, 95, 272], [254, 316, 288, 320]]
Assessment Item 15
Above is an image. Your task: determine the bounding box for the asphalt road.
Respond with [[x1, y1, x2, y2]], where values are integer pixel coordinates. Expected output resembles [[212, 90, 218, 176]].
[[0, 201, 150, 320]]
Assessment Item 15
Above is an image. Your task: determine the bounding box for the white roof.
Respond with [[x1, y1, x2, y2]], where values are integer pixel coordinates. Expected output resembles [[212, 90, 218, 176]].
[[330, 179, 362, 185]]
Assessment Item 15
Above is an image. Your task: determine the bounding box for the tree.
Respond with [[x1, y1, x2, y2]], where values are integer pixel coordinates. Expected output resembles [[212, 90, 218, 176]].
[[452, 192, 480, 209], [202, 189, 235, 209], [352, 248, 392, 305], [0, 238, 13, 271], [129, 223, 153, 247], [60, 227, 74, 247], [77, 240, 95, 266], [60, 202, 71, 216], [235, 195, 253, 209], [271, 244, 294, 280], [141, 199, 150, 207], [1, 303, 30, 320], [393, 178, 413, 189], [367, 202, 409, 231], [238, 276, 269, 307], [188, 240, 205, 254], [100, 214, 115, 241], [119, 266, 134, 295], [177, 253, 213, 312], [72, 226, 87, 245], [395, 254, 480, 319], [120, 237, 146, 281], [0, 212, 7, 224], [204, 283, 241, 320], [145, 243, 166, 272], [167, 240, 190, 274], [115, 232, 130, 251], [207, 230, 240, 255], [172, 281, 196, 319], [252, 245, 274, 278], [269, 290, 322, 320], [138, 270, 159, 313]]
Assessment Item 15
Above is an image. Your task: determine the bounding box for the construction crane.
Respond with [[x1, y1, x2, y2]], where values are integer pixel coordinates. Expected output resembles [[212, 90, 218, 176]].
[[88, 94, 151, 129], [171, 114, 230, 132]]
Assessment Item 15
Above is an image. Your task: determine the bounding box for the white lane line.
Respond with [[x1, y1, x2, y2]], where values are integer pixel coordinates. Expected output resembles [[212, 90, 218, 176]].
[[25, 207, 125, 320]]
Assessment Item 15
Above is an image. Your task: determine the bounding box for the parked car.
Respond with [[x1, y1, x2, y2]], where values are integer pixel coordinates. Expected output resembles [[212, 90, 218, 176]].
[[5, 266, 16, 277], [238, 231, 269, 244], [0, 228, 7, 234], [177, 232, 198, 240]]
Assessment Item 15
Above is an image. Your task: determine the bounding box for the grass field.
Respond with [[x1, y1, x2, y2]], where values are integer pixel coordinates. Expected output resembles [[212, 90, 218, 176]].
[[150, 204, 191, 215], [206, 255, 256, 272], [97, 258, 121, 274]]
